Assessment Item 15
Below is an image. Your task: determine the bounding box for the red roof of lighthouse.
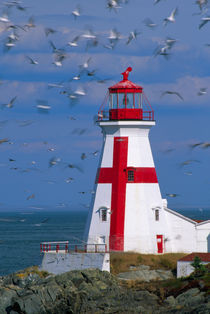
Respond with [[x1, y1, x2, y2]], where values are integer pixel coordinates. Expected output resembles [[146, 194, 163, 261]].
[[109, 67, 143, 93], [109, 79, 142, 90]]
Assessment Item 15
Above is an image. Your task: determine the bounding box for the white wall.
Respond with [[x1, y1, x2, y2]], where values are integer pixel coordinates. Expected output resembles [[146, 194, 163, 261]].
[[165, 209, 197, 253], [177, 260, 209, 278], [40, 252, 110, 275], [196, 221, 210, 252]]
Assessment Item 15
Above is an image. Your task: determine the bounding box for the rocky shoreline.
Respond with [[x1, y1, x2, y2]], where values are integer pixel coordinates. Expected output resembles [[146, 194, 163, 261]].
[[0, 266, 209, 313]]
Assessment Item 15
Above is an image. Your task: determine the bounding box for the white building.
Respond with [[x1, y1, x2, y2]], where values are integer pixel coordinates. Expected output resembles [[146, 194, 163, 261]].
[[84, 67, 210, 254], [177, 253, 210, 278]]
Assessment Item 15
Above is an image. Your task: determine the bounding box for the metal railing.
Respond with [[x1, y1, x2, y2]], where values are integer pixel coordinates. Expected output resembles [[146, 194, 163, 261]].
[[40, 241, 108, 253]]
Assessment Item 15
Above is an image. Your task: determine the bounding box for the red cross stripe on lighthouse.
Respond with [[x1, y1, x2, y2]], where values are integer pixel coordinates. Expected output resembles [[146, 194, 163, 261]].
[[97, 136, 158, 251]]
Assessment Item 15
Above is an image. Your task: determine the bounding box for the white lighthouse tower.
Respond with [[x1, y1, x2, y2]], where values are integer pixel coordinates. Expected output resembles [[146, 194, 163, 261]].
[[84, 67, 171, 254]]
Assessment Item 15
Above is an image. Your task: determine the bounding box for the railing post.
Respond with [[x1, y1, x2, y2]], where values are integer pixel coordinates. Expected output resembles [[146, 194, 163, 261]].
[[43, 244, 45, 252], [84, 244, 87, 253], [40, 243, 42, 253], [75, 245, 78, 252], [105, 244, 107, 253], [65, 243, 68, 253], [56, 244, 59, 253], [95, 244, 97, 253], [46, 244, 48, 252]]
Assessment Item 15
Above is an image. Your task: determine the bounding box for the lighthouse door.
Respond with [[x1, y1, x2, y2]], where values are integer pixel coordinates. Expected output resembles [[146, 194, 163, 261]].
[[156, 235, 164, 254]]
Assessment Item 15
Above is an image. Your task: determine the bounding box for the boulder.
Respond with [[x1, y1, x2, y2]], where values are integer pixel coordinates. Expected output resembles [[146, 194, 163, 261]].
[[117, 265, 173, 282]]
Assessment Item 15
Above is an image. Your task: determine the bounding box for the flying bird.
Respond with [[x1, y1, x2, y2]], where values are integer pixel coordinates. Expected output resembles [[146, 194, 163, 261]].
[[197, 87, 207, 95], [65, 163, 83, 173], [27, 193, 35, 200], [166, 193, 179, 198], [143, 18, 158, 29], [49, 157, 61, 167], [36, 100, 51, 113], [0, 138, 9, 144], [179, 159, 200, 167], [68, 35, 80, 47], [81, 153, 87, 160], [126, 30, 140, 45], [1, 96, 17, 108], [65, 177, 74, 183], [201, 142, 210, 148], [161, 91, 184, 100], [25, 56, 38, 65], [44, 27, 56, 37], [196, 0, 208, 11], [108, 28, 122, 47], [163, 7, 178, 26], [0, 12, 10, 23], [199, 16, 210, 29], [24, 16, 35, 30], [72, 5, 81, 19], [188, 142, 203, 150], [107, 0, 121, 12]]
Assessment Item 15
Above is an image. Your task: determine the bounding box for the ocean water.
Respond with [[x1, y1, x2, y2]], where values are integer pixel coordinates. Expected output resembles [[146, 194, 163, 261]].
[[0, 210, 88, 276], [0, 207, 209, 276]]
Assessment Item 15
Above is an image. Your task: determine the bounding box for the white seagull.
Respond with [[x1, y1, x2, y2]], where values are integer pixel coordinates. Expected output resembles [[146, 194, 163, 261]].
[[163, 7, 178, 26], [72, 5, 81, 19], [199, 16, 210, 29]]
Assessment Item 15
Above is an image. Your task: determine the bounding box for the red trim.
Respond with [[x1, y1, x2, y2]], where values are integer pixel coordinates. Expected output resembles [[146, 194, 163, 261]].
[[109, 88, 142, 93], [109, 109, 143, 120], [97, 137, 158, 251]]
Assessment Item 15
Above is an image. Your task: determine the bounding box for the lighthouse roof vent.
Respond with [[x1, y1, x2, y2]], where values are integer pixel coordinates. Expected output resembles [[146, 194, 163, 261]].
[[109, 67, 143, 93]]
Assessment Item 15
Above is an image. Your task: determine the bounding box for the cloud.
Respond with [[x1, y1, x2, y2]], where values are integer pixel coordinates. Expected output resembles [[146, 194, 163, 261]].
[[143, 75, 210, 106]]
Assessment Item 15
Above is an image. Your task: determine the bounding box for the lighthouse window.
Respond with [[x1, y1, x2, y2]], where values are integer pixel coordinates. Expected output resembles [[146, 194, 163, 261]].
[[126, 93, 133, 108], [118, 93, 125, 108], [135, 93, 141, 108], [128, 170, 134, 182], [155, 209, 159, 221], [112, 93, 118, 109], [101, 209, 107, 222]]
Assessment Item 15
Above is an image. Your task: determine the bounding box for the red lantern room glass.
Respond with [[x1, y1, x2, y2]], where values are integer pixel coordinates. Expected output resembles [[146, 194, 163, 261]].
[[98, 67, 154, 121]]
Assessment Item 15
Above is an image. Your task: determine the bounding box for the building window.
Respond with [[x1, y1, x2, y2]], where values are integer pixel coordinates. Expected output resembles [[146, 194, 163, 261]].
[[155, 209, 159, 221], [101, 209, 107, 222], [128, 170, 134, 182]]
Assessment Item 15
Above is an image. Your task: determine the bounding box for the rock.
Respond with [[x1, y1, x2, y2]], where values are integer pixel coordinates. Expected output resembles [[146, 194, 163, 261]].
[[117, 265, 173, 282], [176, 287, 205, 307], [0, 267, 208, 313], [0, 287, 18, 313], [164, 295, 177, 307]]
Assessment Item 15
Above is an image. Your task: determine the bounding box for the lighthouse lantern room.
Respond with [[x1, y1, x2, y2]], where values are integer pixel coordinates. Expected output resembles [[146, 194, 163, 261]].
[[84, 67, 171, 254]]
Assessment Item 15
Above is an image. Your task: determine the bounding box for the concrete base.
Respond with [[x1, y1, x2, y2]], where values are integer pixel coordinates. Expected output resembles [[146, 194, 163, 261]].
[[40, 252, 110, 275]]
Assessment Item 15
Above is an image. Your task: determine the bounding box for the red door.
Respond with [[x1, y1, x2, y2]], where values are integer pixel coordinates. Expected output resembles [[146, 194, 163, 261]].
[[156, 235, 164, 254]]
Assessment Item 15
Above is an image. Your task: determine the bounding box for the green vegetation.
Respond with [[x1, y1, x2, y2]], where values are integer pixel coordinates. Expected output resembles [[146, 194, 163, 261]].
[[190, 256, 207, 278]]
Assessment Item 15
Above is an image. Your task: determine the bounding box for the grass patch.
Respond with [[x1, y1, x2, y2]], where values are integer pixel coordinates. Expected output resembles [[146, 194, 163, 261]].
[[110, 252, 187, 275]]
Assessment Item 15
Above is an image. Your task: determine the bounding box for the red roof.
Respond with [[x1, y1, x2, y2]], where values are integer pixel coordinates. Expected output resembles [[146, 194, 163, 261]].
[[193, 219, 204, 223], [109, 80, 143, 91], [178, 253, 210, 262]]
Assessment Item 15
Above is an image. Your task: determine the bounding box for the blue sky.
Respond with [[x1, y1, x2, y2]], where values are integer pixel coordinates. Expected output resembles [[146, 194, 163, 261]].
[[0, 0, 210, 211]]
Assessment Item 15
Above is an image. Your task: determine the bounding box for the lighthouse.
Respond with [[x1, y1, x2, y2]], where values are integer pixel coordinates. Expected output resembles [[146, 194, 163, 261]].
[[39, 69, 210, 277], [84, 67, 172, 254]]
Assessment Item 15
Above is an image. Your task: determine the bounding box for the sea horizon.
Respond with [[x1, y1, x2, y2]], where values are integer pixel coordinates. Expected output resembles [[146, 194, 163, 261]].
[[0, 207, 209, 276]]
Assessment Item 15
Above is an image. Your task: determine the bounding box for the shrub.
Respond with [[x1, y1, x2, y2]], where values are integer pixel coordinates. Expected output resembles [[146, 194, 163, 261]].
[[191, 256, 207, 278]]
